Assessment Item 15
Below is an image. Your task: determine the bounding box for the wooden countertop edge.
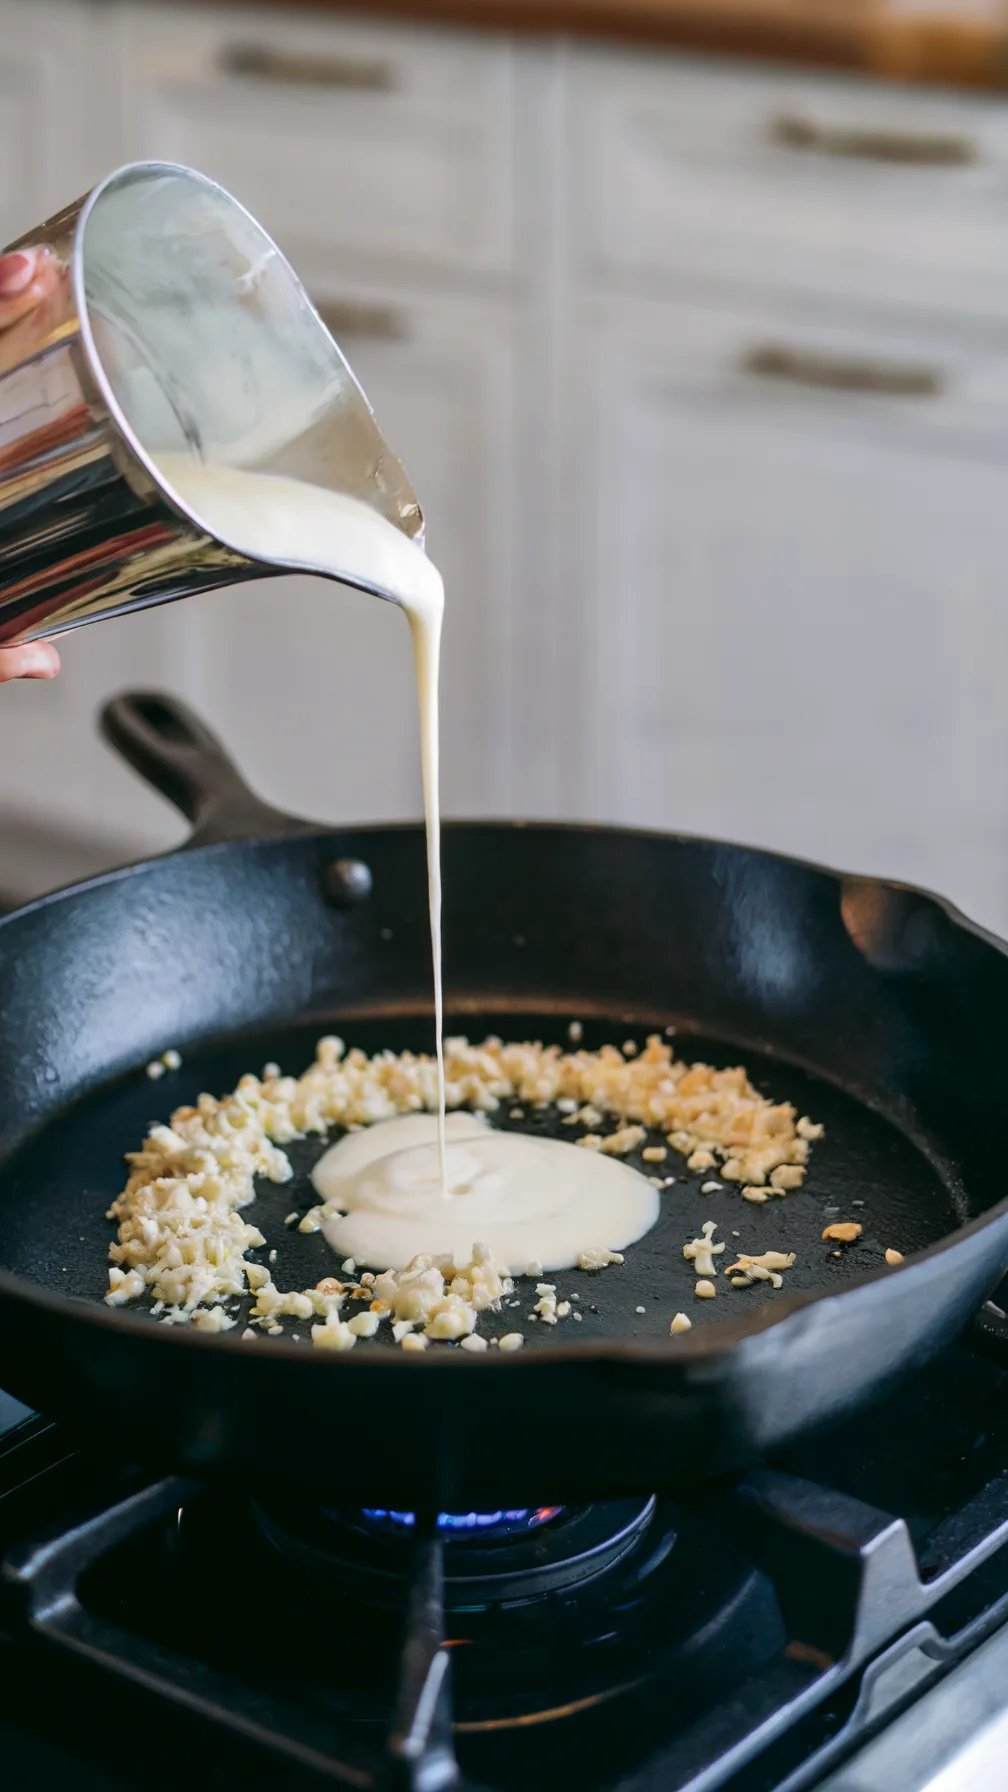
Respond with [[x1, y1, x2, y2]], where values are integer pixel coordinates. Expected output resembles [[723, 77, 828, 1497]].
[[199, 1, 1008, 90]]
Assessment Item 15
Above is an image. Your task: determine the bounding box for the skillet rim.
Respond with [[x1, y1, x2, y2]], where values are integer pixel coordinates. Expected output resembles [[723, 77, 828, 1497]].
[[0, 815, 1005, 1368]]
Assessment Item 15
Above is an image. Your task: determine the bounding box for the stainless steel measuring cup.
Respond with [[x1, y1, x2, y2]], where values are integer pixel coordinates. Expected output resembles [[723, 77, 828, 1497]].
[[0, 161, 423, 645]]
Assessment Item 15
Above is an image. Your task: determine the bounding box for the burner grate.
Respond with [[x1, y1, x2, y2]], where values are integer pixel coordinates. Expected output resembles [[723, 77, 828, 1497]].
[[4, 1342, 1008, 1790]]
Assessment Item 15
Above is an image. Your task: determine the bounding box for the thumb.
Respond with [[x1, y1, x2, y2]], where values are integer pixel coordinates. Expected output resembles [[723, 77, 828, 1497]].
[[0, 248, 58, 333]]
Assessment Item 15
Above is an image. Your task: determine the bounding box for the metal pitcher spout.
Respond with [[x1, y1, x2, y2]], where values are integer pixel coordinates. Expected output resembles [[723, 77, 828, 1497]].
[[0, 162, 423, 645]]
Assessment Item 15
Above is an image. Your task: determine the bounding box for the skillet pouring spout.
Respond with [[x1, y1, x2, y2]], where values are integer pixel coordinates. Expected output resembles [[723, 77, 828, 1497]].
[[0, 690, 1005, 1503]]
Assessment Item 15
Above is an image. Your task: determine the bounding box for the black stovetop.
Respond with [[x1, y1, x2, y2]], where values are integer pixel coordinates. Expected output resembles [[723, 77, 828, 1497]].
[[2, 1323, 1008, 1792]]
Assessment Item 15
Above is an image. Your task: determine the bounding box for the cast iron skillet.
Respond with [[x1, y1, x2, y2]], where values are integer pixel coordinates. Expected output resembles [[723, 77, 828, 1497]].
[[0, 689, 1005, 1508]]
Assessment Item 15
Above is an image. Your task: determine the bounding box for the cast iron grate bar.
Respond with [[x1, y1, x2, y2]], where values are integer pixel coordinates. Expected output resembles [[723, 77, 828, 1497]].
[[385, 1527, 459, 1791], [610, 1462, 1008, 1792], [2, 1474, 497, 1790]]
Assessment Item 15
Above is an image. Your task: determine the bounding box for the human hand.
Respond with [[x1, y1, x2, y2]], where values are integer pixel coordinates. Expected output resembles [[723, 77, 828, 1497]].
[[0, 247, 62, 681]]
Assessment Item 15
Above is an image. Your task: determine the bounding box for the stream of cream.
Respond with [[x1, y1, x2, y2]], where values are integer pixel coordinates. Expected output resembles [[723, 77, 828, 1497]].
[[156, 456, 448, 1190]]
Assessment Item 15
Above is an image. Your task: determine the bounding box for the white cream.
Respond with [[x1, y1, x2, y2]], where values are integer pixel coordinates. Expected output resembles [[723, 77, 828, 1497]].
[[154, 456, 448, 1192], [310, 1112, 660, 1274]]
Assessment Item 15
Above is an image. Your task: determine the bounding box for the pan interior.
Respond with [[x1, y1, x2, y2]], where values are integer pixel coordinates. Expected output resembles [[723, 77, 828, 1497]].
[[0, 1010, 961, 1346]]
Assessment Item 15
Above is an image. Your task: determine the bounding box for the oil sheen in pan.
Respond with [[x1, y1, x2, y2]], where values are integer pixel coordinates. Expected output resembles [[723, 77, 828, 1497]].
[[0, 1011, 963, 1345]]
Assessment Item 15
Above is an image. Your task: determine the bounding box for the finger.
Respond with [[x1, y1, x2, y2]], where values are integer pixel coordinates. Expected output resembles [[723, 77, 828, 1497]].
[[0, 249, 59, 333], [0, 642, 61, 682]]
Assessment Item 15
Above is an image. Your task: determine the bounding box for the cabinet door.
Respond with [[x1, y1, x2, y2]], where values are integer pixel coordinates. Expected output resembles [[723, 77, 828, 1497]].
[[113, 1, 516, 283], [187, 281, 517, 828], [561, 292, 1008, 936]]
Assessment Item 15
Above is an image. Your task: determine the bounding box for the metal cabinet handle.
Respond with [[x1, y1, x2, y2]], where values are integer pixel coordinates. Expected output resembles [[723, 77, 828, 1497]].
[[771, 110, 977, 166], [741, 344, 944, 398], [218, 43, 395, 92], [313, 298, 407, 342]]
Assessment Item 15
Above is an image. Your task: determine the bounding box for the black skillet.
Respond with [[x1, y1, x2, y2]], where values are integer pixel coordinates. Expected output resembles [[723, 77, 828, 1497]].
[[0, 689, 1005, 1509]]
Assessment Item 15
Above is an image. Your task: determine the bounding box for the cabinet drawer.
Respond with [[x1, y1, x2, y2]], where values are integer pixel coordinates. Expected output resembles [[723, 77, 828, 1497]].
[[117, 3, 516, 281], [571, 51, 1008, 320], [584, 293, 1008, 460], [559, 291, 1008, 931]]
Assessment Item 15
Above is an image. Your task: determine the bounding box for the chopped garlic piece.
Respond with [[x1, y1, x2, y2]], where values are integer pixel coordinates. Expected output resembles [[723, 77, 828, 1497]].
[[770, 1165, 804, 1192], [669, 1311, 692, 1333], [577, 1247, 624, 1271], [724, 1248, 796, 1291], [683, 1220, 725, 1279], [310, 1315, 356, 1350], [105, 1267, 145, 1306], [347, 1310, 381, 1338], [498, 1331, 524, 1351], [599, 1124, 646, 1156], [401, 1331, 428, 1351], [695, 1280, 716, 1299], [885, 1247, 904, 1265], [190, 1306, 236, 1333], [822, 1223, 862, 1243]]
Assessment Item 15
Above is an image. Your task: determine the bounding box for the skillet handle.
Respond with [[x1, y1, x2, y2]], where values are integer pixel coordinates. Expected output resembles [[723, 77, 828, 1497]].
[[100, 690, 317, 848]]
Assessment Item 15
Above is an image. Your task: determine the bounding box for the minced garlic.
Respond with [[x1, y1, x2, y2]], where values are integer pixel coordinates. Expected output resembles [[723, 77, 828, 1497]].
[[106, 1031, 820, 1344]]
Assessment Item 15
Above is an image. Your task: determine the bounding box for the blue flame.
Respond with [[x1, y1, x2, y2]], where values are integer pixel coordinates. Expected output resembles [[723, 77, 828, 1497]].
[[361, 1507, 563, 1535]]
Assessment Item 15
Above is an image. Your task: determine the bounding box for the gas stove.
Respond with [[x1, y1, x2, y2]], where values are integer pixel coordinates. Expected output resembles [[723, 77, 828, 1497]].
[[2, 1313, 1008, 1792]]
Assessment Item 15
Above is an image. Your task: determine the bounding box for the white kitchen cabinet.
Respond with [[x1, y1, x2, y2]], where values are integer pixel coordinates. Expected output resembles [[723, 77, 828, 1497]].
[[562, 289, 1008, 933]]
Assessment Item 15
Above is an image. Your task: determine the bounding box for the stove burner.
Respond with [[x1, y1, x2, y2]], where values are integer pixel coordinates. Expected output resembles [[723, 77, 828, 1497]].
[[360, 1505, 565, 1539], [253, 1492, 656, 1606]]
